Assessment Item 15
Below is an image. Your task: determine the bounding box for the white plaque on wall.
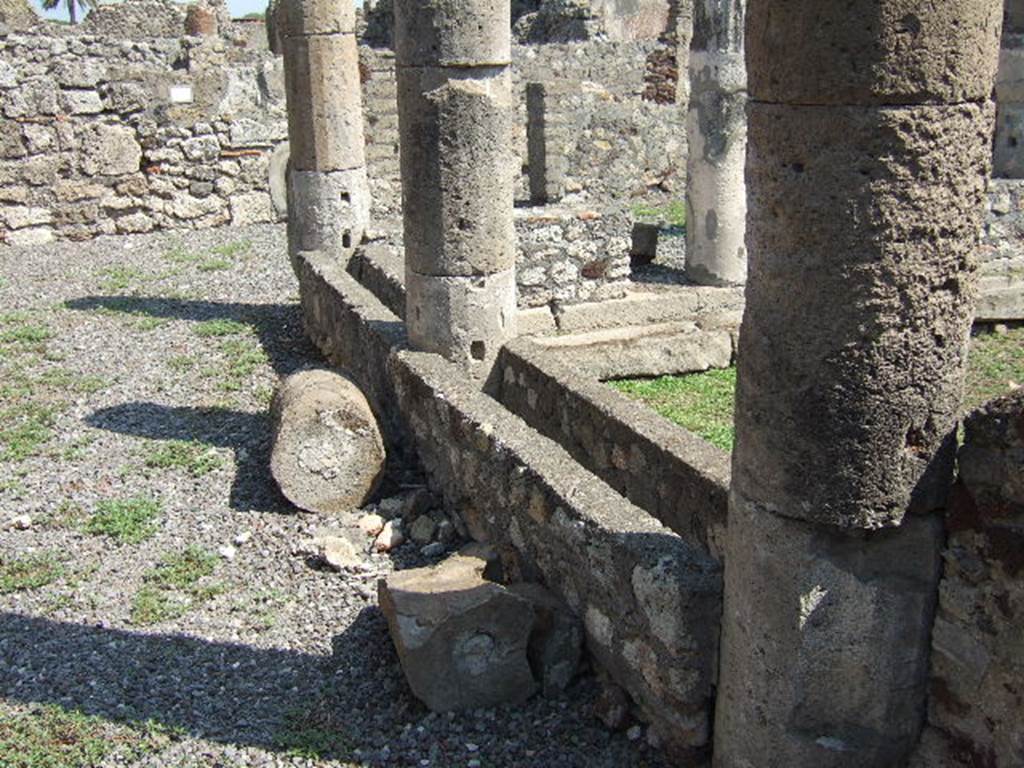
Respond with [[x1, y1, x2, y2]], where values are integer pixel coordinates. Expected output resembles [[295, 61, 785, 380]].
[[169, 85, 194, 104]]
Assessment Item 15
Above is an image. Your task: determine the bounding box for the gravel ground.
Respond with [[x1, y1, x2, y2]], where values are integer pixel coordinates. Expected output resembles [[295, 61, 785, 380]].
[[0, 225, 668, 768]]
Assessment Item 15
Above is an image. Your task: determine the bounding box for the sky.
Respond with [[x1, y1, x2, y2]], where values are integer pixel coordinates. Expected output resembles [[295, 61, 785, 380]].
[[31, 0, 274, 24]]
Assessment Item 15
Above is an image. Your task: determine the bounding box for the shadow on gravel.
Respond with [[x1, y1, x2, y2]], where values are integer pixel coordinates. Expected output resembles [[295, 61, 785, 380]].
[[64, 296, 320, 376], [85, 403, 288, 513], [0, 608, 400, 758]]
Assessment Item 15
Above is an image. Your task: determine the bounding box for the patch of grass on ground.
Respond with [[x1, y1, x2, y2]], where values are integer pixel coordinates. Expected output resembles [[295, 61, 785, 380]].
[[85, 496, 162, 544], [964, 326, 1024, 413], [195, 319, 251, 338], [97, 265, 150, 294], [0, 704, 178, 768], [165, 239, 250, 273], [0, 403, 61, 462], [219, 339, 269, 391], [610, 367, 736, 451], [631, 199, 686, 229], [131, 546, 223, 626], [612, 328, 1024, 451], [274, 706, 352, 760], [0, 313, 52, 355], [143, 440, 223, 477], [166, 355, 195, 372], [0, 553, 63, 594]]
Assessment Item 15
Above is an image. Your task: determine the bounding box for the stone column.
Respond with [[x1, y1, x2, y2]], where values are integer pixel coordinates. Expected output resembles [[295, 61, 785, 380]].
[[994, 0, 1024, 176], [526, 81, 569, 205], [281, 0, 370, 272], [713, 2, 1002, 767], [394, 0, 517, 377], [683, 0, 747, 286]]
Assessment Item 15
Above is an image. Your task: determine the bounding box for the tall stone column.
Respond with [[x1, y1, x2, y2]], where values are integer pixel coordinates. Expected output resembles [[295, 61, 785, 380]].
[[394, 0, 517, 378], [281, 0, 370, 272], [684, 0, 747, 286], [713, 3, 1002, 767]]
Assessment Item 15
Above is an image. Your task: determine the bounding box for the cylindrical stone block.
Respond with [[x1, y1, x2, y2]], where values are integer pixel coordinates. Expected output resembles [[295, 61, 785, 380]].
[[736, 102, 993, 530], [393, 0, 511, 67], [684, 49, 747, 286], [286, 168, 371, 269], [714, 495, 943, 767], [283, 33, 366, 173], [270, 368, 386, 514], [405, 269, 517, 374], [747, 0, 1002, 105], [282, 0, 355, 36], [398, 66, 516, 276]]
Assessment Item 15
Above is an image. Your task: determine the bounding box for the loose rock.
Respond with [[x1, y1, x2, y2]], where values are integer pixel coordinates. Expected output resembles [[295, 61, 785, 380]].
[[378, 546, 537, 711], [374, 519, 404, 552]]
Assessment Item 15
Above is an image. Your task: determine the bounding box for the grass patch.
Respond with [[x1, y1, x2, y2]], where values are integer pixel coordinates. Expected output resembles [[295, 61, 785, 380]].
[[964, 326, 1024, 413], [612, 329, 1024, 451], [0, 704, 177, 768], [97, 265, 150, 294], [167, 355, 195, 372], [130, 546, 223, 626], [197, 258, 232, 272], [195, 319, 251, 338], [0, 553, 63, 594], [219, 339, 269, 391], [143, 440, 223, 477], [0, 403, 61, 462], [85, 496, 162, 544], [0, 313, 52, 355], [632, 199, 686, 229], [274, 707, 352, 760], [611, 367, 736, 451]]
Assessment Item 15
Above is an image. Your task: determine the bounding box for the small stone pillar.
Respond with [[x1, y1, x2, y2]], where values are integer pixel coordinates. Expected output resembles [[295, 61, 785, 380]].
[[994, 1, 1024, 176], [281, 0, 371, 271], [713, 2, 1002, 767], [394, 0, 517, 376], [526, 81, 569, 205], [683, 0, 747, 286]]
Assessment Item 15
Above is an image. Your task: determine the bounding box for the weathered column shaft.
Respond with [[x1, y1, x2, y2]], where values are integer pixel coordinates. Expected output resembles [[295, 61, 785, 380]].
[[281, 0, 370, 268], [684, 0, 747, 286], [395, 0, 517, 376], [714, 2, 1003, 767]]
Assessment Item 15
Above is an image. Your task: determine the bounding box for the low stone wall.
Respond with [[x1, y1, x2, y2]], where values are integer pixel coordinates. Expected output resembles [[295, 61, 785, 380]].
[[297, 247, 722, 756], [912, 390, 1024, 767], [497, 336, 729, 558]]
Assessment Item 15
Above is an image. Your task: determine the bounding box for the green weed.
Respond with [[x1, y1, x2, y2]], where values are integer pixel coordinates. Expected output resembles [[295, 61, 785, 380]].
[[144, 440, 223, 477], [85, 496, 162, 544], [0, 553, 63, 594]]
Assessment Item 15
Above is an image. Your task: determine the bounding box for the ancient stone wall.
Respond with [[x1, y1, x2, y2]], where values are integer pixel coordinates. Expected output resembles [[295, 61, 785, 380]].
[[912, 390, 1024, 768], [0, 27, 287, 244]]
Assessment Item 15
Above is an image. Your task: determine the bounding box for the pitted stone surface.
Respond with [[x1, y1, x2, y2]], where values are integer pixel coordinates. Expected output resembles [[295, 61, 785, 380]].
[[281, 0, 355, 36], [393, 0, 511, 67], [405, 268, 517, 374], [269, 368, 386, 514], [398, 67, 516, 276], [737, 101, 995, 530], [747, 0, 1003, 105], [283, 33, 366, 172], [716, 498, 943, 767], [379, 547, 538, 712], [286, 168, 371, 265]]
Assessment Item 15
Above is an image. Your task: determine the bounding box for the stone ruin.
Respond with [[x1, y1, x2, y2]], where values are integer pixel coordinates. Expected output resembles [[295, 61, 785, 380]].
[[2, 0, 1024, 765], [262, 0, 1024, 765]]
